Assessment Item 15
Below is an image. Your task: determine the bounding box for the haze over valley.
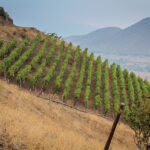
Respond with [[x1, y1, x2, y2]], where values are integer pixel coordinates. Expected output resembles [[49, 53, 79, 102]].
[[65, 18, 150, 80]]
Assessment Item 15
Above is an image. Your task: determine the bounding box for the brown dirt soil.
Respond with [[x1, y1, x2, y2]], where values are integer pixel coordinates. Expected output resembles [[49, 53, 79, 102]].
[[0, 79, 138, 150]]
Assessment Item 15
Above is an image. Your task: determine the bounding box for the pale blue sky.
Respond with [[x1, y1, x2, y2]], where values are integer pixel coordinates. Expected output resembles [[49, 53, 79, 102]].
[[1, 0, 150, 37]]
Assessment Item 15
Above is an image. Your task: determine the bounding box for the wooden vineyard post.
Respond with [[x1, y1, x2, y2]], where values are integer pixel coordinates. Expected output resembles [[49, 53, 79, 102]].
[[104, 103, 125, 150]]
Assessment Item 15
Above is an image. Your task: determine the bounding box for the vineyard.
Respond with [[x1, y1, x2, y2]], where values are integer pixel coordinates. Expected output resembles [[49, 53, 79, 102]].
[[0, 34, 150, 117]]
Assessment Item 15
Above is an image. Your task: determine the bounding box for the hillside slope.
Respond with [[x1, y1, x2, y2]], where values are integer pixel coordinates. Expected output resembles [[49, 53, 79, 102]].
[[0, 29, 150, 118], [0, 32, 150, 117], [0, 79, 138, 150], [0, 9, 149, 150], [0, 8, 46, 43], [0, 7, 149, 118]]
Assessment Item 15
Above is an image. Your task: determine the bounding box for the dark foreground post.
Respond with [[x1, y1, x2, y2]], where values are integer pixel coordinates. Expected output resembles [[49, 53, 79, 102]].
[[147, 145, 150, 150], [104, 103, 125, 150]]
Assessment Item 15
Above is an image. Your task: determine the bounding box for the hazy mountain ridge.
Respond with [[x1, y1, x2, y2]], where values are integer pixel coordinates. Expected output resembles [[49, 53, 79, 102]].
[[65, 27, 122, 52], [65, 17, 150, 55], [64, 18, 150, 76]]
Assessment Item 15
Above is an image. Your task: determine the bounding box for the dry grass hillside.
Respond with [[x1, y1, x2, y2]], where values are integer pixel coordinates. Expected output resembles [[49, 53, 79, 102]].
[[0, 22, 46, 43], [0, 12, 74, 49], [0, 79, 138, 150], [0, 7, 45, 42]]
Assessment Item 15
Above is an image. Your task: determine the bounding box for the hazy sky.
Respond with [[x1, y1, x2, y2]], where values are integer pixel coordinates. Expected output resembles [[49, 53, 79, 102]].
[[1, 0, 150, 37]]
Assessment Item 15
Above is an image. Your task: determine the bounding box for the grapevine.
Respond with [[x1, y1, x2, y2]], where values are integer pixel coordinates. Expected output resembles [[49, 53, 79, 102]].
[[0, 39, 28, 73], [74, 48, 88, 100], [53, 43, 72, 91], [16, 36, 50, 84], [110, 63, 120, 116], [42, 41, 65, 89], [94, 56, 102, 108], [84, 53, 94, 105], [62, 46, 80, 99], [116, 65, 129, 115], [103, 59, 110, 113], [123, 69, 135, 108], [7, 34, 40, 77], [130, 72, 143, 106], [29, 39, 57, 87]]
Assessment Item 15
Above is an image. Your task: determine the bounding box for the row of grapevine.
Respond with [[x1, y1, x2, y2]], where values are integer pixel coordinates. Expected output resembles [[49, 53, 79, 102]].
[[123, 69, 135, 108], [29, 39, 57, 87], [7, 34, 41, 77], [84, 53, 94, 105], [130, 72, 143, 106], [45, 39, 57, 63], [0, 40, 17, 58], [103, 59, 110, 113], [138, 77, 148, 95], [74, 48, 88, 100], [0, 40, 3, 47], [31, 36, 50, 68], [42, 41, 65, 89], [62, 46, 80, 99], [116, 65, 129, 115], [110, 63, 120, 116], [16, 36, 50, 84], [144, 80, 150, 92], [53, 43, 72, 91], [94, 56, 102, 108], [0, 39, 28, 73]]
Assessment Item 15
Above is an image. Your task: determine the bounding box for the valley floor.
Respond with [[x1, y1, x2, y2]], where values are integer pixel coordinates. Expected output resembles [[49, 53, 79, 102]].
[[0, 79, 138, 150]]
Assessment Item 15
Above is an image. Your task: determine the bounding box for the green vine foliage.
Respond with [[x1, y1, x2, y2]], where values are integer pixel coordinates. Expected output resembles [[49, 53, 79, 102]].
[[53, 43, 72, 91], [103, 59, 110, 113], [94, 56, 102, 108], [16, 36, 50, 84], [0, 39, 17, 58], [123, 69, 135, 109], [84, 53, 94, 105], [116, 65, 129, 115], [130, 72, 143, 106], [144, 80, 150, 92], [7, 34, 41, 77], [31, 36, 50, 69], [0, 40, 3, 47], [138, 77, 148, 96], [74, 48, 88, 100], [111, 63, 120, 116], [123, 96, 150, 150], [42, 41, 65, 89], [29, 39, 57, 87], [0, 39, 28, 73], [62, 46, 80, 99]]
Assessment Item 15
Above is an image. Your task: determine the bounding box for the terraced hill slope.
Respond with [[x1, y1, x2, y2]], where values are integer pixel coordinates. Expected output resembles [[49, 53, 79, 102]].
[[0, 33, 150, 118]]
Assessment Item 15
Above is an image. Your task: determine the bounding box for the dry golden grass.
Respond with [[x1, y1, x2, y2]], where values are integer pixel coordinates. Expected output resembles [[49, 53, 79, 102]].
[[0, 25, 46, 43], [0, 79, 138, 150], [0, 24, 78, 53]]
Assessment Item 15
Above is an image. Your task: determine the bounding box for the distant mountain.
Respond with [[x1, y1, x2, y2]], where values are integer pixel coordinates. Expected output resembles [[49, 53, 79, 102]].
[[65, 27, 121, 50], [64, 17, 150, 55]]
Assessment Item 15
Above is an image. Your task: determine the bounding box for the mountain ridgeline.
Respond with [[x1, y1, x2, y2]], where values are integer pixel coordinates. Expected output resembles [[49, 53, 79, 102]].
[[65, 17, 150, 55]]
